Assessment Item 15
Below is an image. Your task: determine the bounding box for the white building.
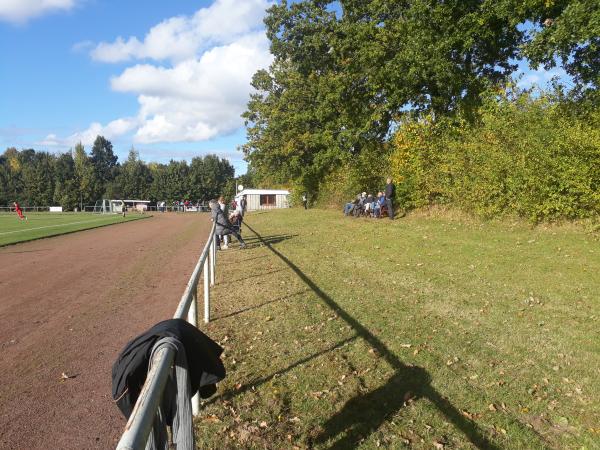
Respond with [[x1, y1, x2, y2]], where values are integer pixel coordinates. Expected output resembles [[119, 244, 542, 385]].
[[236, 189, 290, 211]]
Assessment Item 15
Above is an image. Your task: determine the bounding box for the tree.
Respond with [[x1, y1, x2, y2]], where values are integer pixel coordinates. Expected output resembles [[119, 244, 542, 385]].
[[149, 163, 169, 202], [0, 156, 8, 206], [22, 151, 55, 206], [243, 0, 528, 195], [73, 142, 96, 210], [90, 135, 118, 197], [117, 148, 153, 199], [165, 160, 190, 202], [518, 0, 600, 92], [53, 152, 78, 209], [1, 148, 22, 204], [188, 155, 235, 201]]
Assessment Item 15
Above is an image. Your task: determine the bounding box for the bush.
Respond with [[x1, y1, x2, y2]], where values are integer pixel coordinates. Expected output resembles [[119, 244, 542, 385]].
[[389, 89, 600, 222]]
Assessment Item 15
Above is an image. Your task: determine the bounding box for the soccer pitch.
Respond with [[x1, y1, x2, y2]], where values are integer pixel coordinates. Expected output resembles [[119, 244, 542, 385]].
[[0, 212, 148, 246]]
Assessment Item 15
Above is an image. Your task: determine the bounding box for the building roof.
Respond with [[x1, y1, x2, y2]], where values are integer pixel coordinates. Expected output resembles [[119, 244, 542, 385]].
[[237, 189, 290, 196]]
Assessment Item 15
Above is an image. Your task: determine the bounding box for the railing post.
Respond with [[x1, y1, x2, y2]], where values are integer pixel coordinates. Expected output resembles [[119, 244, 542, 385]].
[[203, 259, 210, 324], [187, 283, 200, 416], [210, 239, 215, 286]]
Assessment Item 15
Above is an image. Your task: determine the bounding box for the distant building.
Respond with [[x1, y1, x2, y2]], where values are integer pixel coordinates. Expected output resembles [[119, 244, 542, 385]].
[[235, 189, 290, 211]]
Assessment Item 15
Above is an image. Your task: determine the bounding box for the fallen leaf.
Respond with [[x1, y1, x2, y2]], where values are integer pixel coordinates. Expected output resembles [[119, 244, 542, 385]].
[[203, 414, 221, 423], [461, 410, 474, 420]]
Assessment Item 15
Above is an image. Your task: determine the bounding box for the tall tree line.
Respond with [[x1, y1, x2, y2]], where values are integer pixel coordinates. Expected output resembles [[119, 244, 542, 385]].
[[242, 0, 599, 195], [0, 136, 235, 209]]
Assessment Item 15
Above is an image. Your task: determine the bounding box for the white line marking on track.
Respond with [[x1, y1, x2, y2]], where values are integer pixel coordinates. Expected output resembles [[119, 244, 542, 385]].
[[0, 217, 124, 236]]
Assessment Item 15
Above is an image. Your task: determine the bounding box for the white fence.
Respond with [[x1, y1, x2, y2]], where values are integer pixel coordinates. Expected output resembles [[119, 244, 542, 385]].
[[116, 222, 217, 450]]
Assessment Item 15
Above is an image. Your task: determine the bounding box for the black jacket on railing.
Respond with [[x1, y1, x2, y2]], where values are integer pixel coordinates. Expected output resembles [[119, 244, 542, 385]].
[[112, 319, 226, 419]]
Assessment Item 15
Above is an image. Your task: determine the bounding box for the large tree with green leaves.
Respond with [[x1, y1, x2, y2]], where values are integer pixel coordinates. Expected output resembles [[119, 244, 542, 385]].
[[517, 0, 600, 92], [117, 148, 153, 199], [53, 152, 78, 210], [243, 0, 599, 197], [90, 135, 118, 197], [73, 142, 97, 209], [21, 151, 55, 206]]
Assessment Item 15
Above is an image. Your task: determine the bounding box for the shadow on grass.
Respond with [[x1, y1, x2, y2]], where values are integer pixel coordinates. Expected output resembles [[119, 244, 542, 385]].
[[241, 233, 298, 248], [244, 223, 501, 450], [212, 289, 310, 321], [219, 267, 287, 285]]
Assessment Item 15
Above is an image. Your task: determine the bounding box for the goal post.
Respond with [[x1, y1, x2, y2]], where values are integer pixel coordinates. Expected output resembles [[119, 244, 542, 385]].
[[92, 199, 124, 214]]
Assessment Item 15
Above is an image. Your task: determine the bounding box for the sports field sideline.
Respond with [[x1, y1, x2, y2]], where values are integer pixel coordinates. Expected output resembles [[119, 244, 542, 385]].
[[0, 212, 148, 246]]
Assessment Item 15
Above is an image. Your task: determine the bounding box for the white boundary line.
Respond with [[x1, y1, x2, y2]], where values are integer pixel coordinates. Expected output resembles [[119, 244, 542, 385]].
[[0, 216, 124, 236]]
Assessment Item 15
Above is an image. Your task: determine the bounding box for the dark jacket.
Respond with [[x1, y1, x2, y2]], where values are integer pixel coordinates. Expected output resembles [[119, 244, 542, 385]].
[[211, 203, 234, 235], [385, 182, 395, 200], [112, 319, 226, 418]]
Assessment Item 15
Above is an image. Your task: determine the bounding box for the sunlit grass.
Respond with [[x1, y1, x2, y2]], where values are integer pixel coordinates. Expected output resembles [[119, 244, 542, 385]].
[[0, 212, 148, 246], [197, 208, 599, 449]]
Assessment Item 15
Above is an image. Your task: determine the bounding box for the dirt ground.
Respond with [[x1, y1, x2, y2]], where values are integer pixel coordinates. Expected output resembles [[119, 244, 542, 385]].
[[0, 213, 211, 450]]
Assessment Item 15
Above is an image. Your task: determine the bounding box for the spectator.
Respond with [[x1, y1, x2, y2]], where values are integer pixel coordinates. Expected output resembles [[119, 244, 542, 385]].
[[302, 193, 308, 210], [385, 177, 395, 220], [240, 195, 247, 214], [364, 193, 374, 216], [374, 192, 384, 218], [218, 196, 226, 211], [343, 196, 358, 216], [217, 196, 229, 246], [233, 197, 245, 232], [211, 200, 246, 250]]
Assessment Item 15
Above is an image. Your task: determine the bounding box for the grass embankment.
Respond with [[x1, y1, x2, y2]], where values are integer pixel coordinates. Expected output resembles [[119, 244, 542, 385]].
[[0, 212, 149, 246], [197, 208, 599, 449]]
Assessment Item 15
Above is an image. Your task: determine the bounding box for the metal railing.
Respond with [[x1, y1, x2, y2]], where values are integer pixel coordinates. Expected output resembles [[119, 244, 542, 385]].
[[116, 222, 217, 450]]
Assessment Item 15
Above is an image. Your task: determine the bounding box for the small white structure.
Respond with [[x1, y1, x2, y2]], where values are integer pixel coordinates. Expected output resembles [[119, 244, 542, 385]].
[[236, 189, 290, 211], [123, 199, 151, 212]]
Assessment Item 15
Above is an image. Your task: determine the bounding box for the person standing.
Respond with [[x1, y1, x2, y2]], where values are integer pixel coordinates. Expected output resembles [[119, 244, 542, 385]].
[[233, 196, 245, 233], [240, 195, 247, 214], [211, 200, 246, 250], [217, 196, 229, 247], [384, 178, 395, 220], [302, 193, 308, 210]]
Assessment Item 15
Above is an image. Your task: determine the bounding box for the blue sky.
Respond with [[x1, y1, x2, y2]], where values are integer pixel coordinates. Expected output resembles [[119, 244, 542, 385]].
[[0, 1, 569, 176]]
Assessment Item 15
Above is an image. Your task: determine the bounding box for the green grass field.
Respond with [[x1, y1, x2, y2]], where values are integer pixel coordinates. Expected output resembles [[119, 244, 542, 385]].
[[0, 212, 148, 246], [199, 208, 599, 449]]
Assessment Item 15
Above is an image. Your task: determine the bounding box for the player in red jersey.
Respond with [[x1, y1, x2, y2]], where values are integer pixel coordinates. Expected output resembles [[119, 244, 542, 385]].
[[13, 201, 27, 221]]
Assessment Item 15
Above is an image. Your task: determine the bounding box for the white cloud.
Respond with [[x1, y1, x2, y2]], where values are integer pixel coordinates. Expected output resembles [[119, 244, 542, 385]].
[[47, 0, 273, 148], [90, 0, 271, 63], [0, 0, 77, 24], [39, 118, 138, 147]]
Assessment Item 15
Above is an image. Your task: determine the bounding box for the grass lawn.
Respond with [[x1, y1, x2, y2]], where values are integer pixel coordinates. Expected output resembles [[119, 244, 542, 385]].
[[0, 212, 149, 246], [197, 208, 599, 449]]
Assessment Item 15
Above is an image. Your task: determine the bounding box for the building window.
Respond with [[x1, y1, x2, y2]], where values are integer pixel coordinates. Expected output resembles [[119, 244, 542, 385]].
[[260, 194, 276, 206]]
